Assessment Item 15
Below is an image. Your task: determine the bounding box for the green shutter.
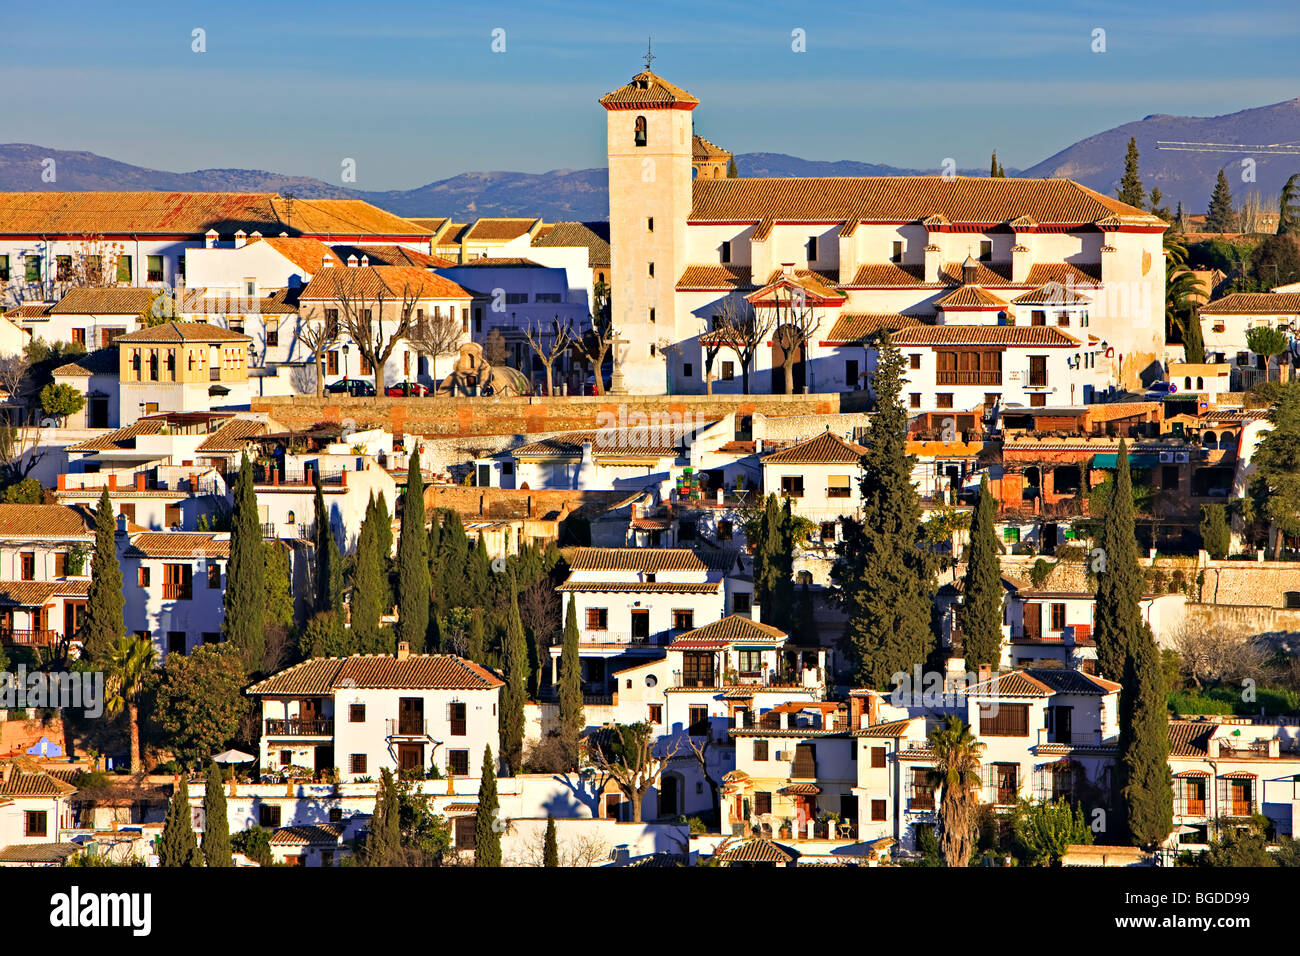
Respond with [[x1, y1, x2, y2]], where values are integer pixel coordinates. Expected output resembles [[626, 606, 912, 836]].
[[117, 255, 132, 282]]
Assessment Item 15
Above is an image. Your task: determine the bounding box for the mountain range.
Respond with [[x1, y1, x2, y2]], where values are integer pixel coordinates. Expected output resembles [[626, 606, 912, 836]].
[[3, 98, 1298, 222]]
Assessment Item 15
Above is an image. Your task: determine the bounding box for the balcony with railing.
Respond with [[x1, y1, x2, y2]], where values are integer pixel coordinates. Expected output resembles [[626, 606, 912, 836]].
[[161, 582, 192, 601], [264, 717, 334, 737], [386, 717, 430, 738], [908, 788, 936, 812], [0, 628, 57, 647], [936, 370, 1002, 386]]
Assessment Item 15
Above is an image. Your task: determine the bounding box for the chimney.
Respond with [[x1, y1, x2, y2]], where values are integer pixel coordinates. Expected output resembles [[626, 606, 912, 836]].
[[57, 473, 66, 491], [340, 469, 348, 486], [116, 513, 127, 534], [360, 255, 370, 267], [1011, 244, 1031, 284], [751, 598, 761, 623], [134, 472, 146, 492], [108, 475, 117, 491], [249, 230, 262, 243], [780, 261, 794, 278], [849, 692, 866, 729], [205, 229, 219, 249], [396, 641, 410, 660], [923, 244, 941, 284], [234, 230, 247, 249], [347, 254, 359, 268], [978, 663, 992, 684], [321, 256, 334, 269]]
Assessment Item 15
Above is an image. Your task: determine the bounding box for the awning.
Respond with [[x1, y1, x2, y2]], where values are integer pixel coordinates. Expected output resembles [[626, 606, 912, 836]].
[[1091, 452, 1160, 469]]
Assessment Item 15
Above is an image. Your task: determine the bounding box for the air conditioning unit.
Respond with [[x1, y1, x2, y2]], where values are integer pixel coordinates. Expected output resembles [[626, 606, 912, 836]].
[[1175, 451, 1189, 463], [774, 750, 787, 761], [1159, 452, 1174, 463]]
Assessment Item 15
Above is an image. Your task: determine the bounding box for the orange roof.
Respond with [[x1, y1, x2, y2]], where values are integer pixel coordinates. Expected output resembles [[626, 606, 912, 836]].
[[299, 266, 471, 302], [0, 504, 93, 538], [823, 313, 924, 343], [668, 615, 787, 649], [245, 237, 341, 272], [763, 432, 865, 464], [599, 70, 700, 110], [676, 265, 753, 291], [567, 548, 711, 573], [126, 532, 230, 559], [115, 321, 251, 344], [247, 654, 503, 695], [933, 286, 1010, 309], [746, 269, 846, 304], [49, 288, 158, 315], [890, 325, 1079, 347], [462, 218, 540, 242], [689, 176, 1162, 226], [1199, 292, 1300, 315]]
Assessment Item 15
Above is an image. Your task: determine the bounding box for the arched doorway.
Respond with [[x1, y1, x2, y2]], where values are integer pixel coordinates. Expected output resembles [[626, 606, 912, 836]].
[[659, 772, 683, 817], [771, 324, 806, 394]]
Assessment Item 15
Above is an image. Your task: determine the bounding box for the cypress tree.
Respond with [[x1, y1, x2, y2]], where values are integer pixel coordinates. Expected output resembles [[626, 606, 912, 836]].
[[961, 475, 1003, 671], [364, 493, 393, 613], [466, 607, 486, 663], [223, 454, 266, 669], [1199, 503, 1230, 560], [475, 745, 502, 867], [726, 156, 738, 178], [160, 776, 202, 867], [314, 473, 344, 616], [834, 336, 936, 687], [793, 578, 816, 645], [83, 487, 124, 662], [754, 493, 794, 630], [351, 507, 383, 648], [1206, 169, 1235, 232], [500, 576, 528, 774], [1116, 626, 1173, 848], [1093, 440, 1144, 682], [202, 761, 232, 867], [426, 513, 443, 611], [438, 511, 469, 607], [467, 534, 492, 608], [367, 768, 401, 866], [558, 597, 584, 768], [543, 813, 559, 867], [1117, 136, 1145, 208], [396, 449, 431, 652], [373, 491, 393, 575]]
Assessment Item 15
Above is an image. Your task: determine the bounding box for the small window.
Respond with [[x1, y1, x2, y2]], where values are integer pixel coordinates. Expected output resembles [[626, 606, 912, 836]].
[[720, 241, 731, 263], [634, 115, 647, 147], [448, 750, 470, 776], [117, 255, 132, 282], [648, 703, 663, 724], [24, 811, 47, 837], [910, 393, 921, 409], [20, 552, 34, 581], [936, 393, 954, 409], [647, 217, 654, 232], [979, 240, 992, 261], [871, 746, 886, 768], [672, 609, 694, 631], [147, 255, 164, 282], [827, 475, 852, 498], [349, 704, 366, 723], [683, 362, 693, 378], [845, 359, 859, 387], [649, 308, 656, 324], [56, 255, 72, 280], [647, 262, 654, 278], [807, 236, 818, 261], [755, 791, 772, 816], [891, 240, 903, 263], [25, 255, 41, 283], [780, 475, 804, 498], [138, 567, 151, 588], [909, 354, 921, 370], [871, 799, 887, 821], [585, 607, 608, 630], [733, 592, 751, 613], [208, 562, 221, 588], [721, 361, 735, 381], [753, 740, 769, 761], [350, 754, 367, 774], [259, 804, 282, 828]]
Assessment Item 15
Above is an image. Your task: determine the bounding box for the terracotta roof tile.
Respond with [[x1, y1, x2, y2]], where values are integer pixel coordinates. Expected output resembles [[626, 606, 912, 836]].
[[692, 135, 731, 160], [676, 265, 753, 291], [1199, 292, 1300, 315], [196, 418, 268, 452], [556, 580, 720, 594], [269, 824, 345, 846], [599, 70, 699, 109], [890, 325, 1079, 347], [49, 288, 158, 315], [853, 718, 918, 738], [115, 321, 251, 344], [716, 836, 794, 864], [126, 532, 230, 559], [245, 237, 341, 273], [690, 177, 1161, 226], [762, 431, 866, 464], [668, 614, 787, 649], [1011, 282, 1094, 306], [530, 221, 610, 266], [462, 218, 539, 242], [298, 265, 471, 302], [965, 670, 1055, 698], [567, 548, 708, 573], [247, 654, 503, 695], [0, 767, 77, 797], [824, 312, 924, 343], [933, 286, 1010, 309], [1168, 721, 1217, 757], [0, 505, 92, 538]]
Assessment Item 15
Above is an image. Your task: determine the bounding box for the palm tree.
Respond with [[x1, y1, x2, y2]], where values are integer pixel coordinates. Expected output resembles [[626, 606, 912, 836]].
[[928, 715, 985, 867], [105, 635, 158, 774], [1165, 268, 1207, 361]]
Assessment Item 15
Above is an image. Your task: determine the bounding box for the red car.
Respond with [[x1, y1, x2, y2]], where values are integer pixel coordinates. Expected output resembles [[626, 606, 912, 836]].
[[385, 382, 430, 397]]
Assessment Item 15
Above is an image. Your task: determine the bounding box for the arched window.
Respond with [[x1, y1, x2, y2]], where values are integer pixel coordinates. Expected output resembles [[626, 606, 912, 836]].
[[1184, 377, 1192, 390], [287, 510, 295, 525], [1220, 431, 1235, 449], [1203, 431, 1217, 447], [634, 116, 647, 147], [1197, 377, 1204, 390]]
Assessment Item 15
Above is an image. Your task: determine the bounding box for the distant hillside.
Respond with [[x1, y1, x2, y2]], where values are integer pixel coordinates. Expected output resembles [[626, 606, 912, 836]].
[[4, 97, 1299, 221], [1023, 98, 1300, 213]]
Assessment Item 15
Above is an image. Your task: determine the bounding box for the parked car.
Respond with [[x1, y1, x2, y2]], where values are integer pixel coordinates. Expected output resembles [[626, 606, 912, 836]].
[[325, 378, 376, 397], [1146, 380, 1177, 396], [385, 382, 430, 397]]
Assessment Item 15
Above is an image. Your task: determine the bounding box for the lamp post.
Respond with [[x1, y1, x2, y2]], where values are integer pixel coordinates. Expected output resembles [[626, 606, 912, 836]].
[[342, 343, 350, 380]]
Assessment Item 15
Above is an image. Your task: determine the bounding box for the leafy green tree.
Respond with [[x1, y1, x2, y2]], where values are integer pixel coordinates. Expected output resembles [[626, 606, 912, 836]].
[[1165, 267, 1207, 363], [396, 449, 430, 651], [558, 598, 584, 769], [1012, 798, 1093, 866], [1199, 504, 1230, 560], [159, 776, 203, 867], [500, 576, 529, 774], [1251, 384, 1300, 558], [82, 487, 124, 662], [1246, 326, 1288, 383], [1204, 816, 1278, 867], [2, 477, 42, 504], [300, 610, 349, 658], [752, 493, 795, 633], [39, 382, 85, 423], [961, 475, 1002, 671], [231, 826, 272, 866], [202, 761, 232, 867], [223, 454, 265, 669], [1094, 440, 1145, 682], [1117, 137, 1145, 209], [104, 635, 157, 774], [543, 813, 559, 867], [927, 716, 984, 867], [1206, 168, 1235, 232], [263, 542, 295, 631], [1149, 187, 1171, 222], [834, 335, 936, 687], [475, 746, 502, 867], [154, 644, 248, 770]]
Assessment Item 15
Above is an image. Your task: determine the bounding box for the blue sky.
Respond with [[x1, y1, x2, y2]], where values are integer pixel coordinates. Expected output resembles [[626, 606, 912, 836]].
[[2, 0, 1297, 190]]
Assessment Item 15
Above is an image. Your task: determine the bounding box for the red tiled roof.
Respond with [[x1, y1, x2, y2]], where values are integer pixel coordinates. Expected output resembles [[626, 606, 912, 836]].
[[889, 325, 1079, 347], [567, 548, 709, 573], [668, 615, 787, 649], [823, 312, 924, 343], [1198, 292, 1300, 315], [246, 237, 341, 272], [115, 321, 251, 344], [933, 286, 1010, 309], [676, 265, 753, 291], [126, 533, 230, 559], [299, 266, 471, 302], [599, 70, 699, 110], [0, 504, 93, 538], [762, 431, 865, 464], [49, 288, 158, 315], [462, 218, 540, 242], [247, 654, 504, 695]]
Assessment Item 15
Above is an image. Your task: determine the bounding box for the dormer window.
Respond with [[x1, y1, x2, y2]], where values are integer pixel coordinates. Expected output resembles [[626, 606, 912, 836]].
[[634, 116, 647, 147]]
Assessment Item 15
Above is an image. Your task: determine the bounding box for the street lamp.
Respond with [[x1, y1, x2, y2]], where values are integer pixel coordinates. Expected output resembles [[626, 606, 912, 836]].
[[342, 343, 350, 379]]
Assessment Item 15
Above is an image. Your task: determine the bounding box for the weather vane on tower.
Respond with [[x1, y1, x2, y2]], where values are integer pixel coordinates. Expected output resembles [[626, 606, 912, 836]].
[[643, 37, 655, 71]]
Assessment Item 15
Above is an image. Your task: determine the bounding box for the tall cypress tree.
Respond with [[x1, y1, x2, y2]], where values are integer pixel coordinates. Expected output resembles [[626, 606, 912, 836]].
[[558, 597, 584, 768], [159, 776, 202, 867], [351, 507, 383, 648], [543, 812, 559, 867], [1117, 625, 1173, 847], [396, 450, 431, 652], [500, 576, 529, 774], [363, 493, 393, 614], [475, 745, 502, 867], [1094, 440, 1144, 682], [1206, 169, 1235, 232], [438, 511, 469, 608], [961, 475, 1002, 671], [466, 607, 485, 663], [467, 534, 492, 608], [367, 768, 401, 866], [223, 454, 265, 669], [834, 336, 936, 687], [202, 761, 232, 867], [83, 487, 124, 662], [313, 473, 344, 616], [1117, 136, 1145, 208], [753, 493, 794, 630]]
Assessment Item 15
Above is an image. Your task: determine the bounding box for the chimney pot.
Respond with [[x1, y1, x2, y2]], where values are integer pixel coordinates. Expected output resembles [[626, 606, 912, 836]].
[[234, 230, 247, 249], [108, 475, 117, 491], [396, 641, 410, 660], [135, 472, 146, 491]]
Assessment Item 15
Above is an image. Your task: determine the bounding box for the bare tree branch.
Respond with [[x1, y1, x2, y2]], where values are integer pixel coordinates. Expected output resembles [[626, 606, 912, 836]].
[[522, 318, 575, 396]]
